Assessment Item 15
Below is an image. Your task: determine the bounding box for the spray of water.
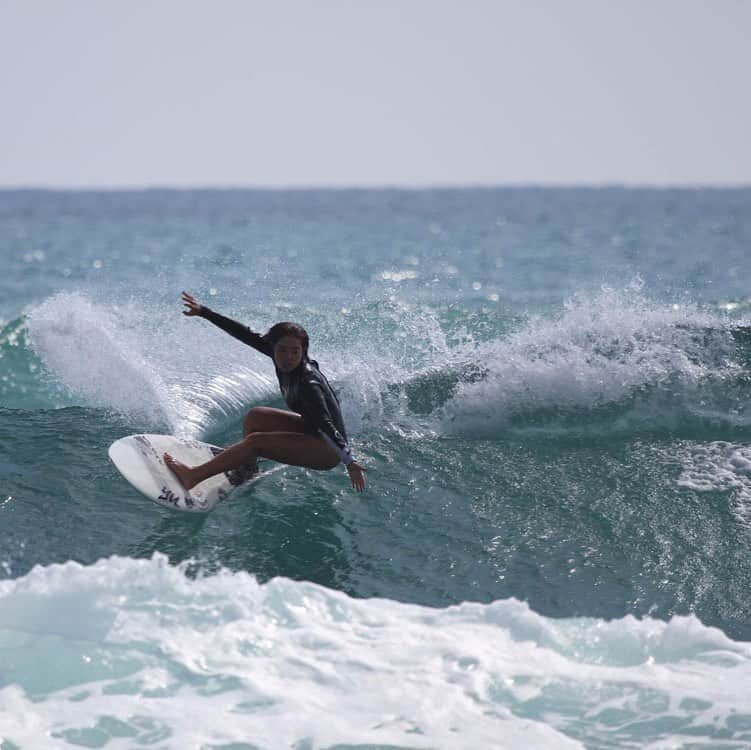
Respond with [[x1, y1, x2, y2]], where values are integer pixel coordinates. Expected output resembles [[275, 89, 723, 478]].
[[25, 283, 748, 441], [27, 293, 276, 436], [442, 281, 738, 435]]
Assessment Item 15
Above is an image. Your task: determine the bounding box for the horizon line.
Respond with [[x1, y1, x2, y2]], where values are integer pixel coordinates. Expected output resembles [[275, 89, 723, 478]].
[[2, 181, 751, 192]]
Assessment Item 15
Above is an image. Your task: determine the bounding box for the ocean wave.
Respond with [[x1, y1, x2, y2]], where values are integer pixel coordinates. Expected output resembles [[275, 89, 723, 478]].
[[0, 554, 749, 750], [441, 281, 751, 437], [18, 286, 751, 443]]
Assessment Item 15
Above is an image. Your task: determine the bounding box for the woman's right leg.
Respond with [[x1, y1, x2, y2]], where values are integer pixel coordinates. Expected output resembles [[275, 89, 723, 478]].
[[165, 430, 339, 490], [164, 407, 311, 491]]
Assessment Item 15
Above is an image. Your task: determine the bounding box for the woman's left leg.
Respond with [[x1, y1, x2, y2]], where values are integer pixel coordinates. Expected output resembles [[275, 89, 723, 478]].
[[242, 406, 307, 437], [165, 432, 339, 490]]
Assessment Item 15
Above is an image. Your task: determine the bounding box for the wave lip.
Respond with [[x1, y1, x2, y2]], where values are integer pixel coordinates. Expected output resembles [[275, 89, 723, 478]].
[[442, 281, 741, 435], [1, 555, 750, 749]]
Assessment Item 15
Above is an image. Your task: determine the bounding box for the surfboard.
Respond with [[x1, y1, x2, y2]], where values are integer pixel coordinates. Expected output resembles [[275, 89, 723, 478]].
[[108, 434, 274, 512]]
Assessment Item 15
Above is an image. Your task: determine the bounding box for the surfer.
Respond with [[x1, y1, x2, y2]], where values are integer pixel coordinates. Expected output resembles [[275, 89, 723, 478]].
[[164, 291, 366, 492]]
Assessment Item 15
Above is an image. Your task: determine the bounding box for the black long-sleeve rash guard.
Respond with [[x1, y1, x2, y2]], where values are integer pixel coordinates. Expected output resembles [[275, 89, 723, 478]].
[[199, 307, 354, 465]]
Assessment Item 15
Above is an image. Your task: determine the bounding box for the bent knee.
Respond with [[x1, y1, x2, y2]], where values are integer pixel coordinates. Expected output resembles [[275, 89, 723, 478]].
[[243, 432, 264, 449]]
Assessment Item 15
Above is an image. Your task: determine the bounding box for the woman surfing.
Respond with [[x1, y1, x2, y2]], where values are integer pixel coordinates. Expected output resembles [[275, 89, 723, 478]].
[[164, 292, 366, 492]]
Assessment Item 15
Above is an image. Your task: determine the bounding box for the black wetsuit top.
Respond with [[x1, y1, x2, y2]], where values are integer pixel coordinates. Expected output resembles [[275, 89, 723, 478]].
[[199, 307, 354, 464]]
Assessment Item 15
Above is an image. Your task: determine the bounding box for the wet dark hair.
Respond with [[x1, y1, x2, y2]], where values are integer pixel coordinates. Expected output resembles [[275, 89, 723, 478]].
[[263, 322, 309, 358]]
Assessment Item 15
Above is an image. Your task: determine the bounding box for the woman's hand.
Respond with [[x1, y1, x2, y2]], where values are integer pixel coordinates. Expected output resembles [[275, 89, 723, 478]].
[[182, 291, 203, 316], [347, 462, 367, 492]]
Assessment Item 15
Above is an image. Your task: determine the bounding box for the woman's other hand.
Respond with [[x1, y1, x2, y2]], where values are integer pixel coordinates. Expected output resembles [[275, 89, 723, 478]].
[[347, 462, 367, 492]]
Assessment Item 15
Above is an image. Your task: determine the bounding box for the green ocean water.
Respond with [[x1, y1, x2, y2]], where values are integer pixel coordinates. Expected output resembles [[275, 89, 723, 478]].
[[2, 188, 751, 749]]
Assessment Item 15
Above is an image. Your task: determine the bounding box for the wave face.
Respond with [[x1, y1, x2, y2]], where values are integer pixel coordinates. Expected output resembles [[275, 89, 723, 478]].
[[1, 555, 750, 750]]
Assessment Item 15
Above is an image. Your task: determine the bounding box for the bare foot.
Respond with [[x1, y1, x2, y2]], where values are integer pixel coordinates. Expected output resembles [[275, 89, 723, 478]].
[[164, 453, 198, 490]]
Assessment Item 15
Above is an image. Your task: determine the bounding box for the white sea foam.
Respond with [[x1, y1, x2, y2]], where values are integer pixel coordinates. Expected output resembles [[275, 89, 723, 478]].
[[0, 555, 749, 750], [442, 280, 735, 434], [678, 441, 751, 526]]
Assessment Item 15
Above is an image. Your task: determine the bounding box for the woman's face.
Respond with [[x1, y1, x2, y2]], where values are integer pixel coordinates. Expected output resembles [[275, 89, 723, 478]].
[[273, 336, 304, 372]]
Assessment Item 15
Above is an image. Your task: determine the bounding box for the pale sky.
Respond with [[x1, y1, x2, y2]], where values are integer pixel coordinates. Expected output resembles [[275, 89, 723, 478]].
[[1, 0, 750, 187]]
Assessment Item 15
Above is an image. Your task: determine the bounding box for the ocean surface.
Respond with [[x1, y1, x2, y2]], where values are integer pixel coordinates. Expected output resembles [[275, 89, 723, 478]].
[[2, 187, 751, 749]]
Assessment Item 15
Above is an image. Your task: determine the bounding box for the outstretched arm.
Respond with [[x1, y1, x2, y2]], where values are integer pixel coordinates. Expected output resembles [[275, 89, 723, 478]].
[[181, 291, 273, 357]]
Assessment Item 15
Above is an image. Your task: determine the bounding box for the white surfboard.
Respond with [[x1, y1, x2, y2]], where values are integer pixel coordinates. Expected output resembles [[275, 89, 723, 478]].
[[108, 434, 275, 512]]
